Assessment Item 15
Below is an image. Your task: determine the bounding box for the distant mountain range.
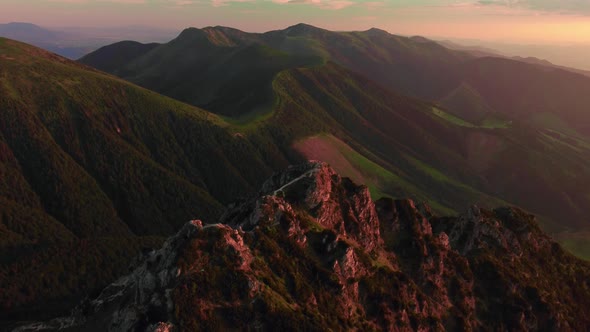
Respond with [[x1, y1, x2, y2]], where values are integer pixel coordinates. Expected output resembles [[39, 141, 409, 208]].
[[3, 23, 590, 325], [442, 38, 590, 72], [0, 22, 176, 59], [441, 39, 590, 78]]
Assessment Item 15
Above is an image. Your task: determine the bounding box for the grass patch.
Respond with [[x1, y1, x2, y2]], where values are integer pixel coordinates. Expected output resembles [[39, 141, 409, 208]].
[[479, 114, 512, 129], [541, 128, 590, 152], [556, 231, 590, 260], [431, 107, 475, 127], [222, 99, 276, 129], [531, 112, 582, 138], [431, 107, 511, 129], [294, 134, 457, 215], [561, 240, 590, 261]]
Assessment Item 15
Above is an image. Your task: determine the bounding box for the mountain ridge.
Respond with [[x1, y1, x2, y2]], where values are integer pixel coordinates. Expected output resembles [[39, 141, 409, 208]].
[[78, 25, 590, 235], [13, 161, 590, 331], [81, 24, 590, 136]]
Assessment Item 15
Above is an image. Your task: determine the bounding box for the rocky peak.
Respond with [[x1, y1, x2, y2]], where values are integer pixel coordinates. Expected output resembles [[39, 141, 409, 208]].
[[224, 161, 382, 251], [16, 163, 590, 331]]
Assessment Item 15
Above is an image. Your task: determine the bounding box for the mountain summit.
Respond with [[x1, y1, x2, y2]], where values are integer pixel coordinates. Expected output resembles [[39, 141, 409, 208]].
[[282, 23, 328, 36], [17, 162, 590, 331]]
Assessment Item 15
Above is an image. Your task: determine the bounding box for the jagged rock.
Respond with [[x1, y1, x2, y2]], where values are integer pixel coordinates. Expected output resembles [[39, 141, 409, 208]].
[[226, 162, 382, 251], [15, 162, 590, 331]]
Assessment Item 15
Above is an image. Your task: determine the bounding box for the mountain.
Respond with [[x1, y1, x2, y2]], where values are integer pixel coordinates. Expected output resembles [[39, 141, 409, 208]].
[[82, 24, 590, 138], [447, 40, 590, 72], [80, 24, 467, 113], [0, 22, 60, 43], [0, 22, 90, 59], [438, 39, 502, 57], [441, 39, 590, 77], [76, 41, 160, 73], [13, 162, 590, 331], [0, 37, 291, 323], [0, 22, 177, 59], [80, 25, 590, 234], [82, 27, 322, 117], [5, 31, 590, 323]]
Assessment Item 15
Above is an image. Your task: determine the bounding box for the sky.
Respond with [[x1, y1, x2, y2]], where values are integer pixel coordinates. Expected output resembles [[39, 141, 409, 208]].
[[3, 0, 590, 44]]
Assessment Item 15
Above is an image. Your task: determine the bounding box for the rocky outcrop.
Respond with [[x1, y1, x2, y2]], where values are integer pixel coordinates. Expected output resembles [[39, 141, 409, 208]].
[[223, 162, 382, 251], [15, 161, 590, 331]]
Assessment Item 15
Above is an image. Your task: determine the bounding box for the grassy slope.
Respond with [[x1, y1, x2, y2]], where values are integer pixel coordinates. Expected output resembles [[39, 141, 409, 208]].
[[271, 64, 590, 233], [0, 38, 292, 322], [271, 64, 507, 213]]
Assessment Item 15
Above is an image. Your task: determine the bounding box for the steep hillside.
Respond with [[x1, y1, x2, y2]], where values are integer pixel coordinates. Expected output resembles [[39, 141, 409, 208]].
[[15, 162, 590, 331], [0, 38, 288, 322]]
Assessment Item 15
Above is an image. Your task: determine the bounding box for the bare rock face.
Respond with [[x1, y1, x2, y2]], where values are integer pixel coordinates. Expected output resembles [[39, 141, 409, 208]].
[[224, 162, 382, 251], [16, 161, 590, 331]]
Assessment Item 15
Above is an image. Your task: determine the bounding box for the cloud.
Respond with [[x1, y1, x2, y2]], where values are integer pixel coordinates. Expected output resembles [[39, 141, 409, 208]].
[[363, 1, 386, 10], [47, 0, 146, 3], [211, 0, 255, 7], [173, 0, 196, 5], [271, 0, 356, 10], [46, 0, 355, 9], [477, 0, 590, 14], [46, 0, 590, 14]]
